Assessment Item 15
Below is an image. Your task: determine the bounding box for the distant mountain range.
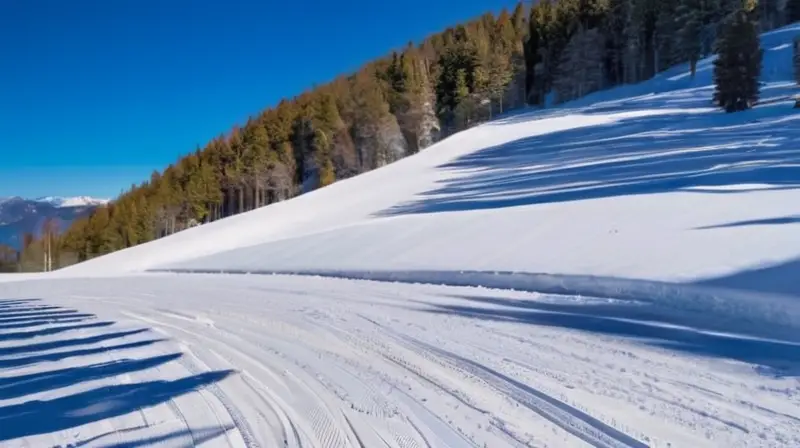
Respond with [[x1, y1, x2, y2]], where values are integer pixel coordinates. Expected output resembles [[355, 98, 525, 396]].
[[0, 196, 109, 250]]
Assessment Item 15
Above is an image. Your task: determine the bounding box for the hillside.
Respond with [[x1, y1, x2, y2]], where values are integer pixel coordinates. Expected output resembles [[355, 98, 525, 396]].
[[61, 24, 800, 290], [47, 0, 782, 269]]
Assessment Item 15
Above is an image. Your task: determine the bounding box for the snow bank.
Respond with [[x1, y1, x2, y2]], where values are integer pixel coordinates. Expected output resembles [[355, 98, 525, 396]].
[[0, 273, 42, 284], [152, 267, 800, 343]]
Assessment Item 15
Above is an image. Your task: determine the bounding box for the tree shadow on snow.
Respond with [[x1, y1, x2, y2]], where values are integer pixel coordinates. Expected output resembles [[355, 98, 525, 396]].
[[0, 304, 98, 331], [0, 353, 183, 401], [0, 321, 116, 343], [379, 101, 800, 216], [0, 370, 234, 441], [0, 298, 234, 443], [692, 256, 800, 299], [417, 295, 800, 378], [694, 214, 800, 230], [0, 328, 149, 357]]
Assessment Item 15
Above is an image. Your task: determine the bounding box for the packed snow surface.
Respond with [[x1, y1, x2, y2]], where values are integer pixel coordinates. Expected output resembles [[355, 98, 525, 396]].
[[2, 275, 800, 448], [2, 24, 800, 448]]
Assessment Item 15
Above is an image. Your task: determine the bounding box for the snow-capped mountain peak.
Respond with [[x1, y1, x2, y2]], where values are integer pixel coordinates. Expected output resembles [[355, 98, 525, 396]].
[[0, 196, 21, 205], [35, 196, 109, 208]]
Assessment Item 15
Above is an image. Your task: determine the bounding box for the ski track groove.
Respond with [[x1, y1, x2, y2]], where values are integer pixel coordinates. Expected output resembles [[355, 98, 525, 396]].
[[120, 311, 260, 448], [300, 311, 484, 448], [353, 315, 491, 414], [105, 323, 206, 447], [229, 325, 395, 448], [10, 272, 799, 448], [142, 300, 470, 448], [212, 308, 435, 448], [94, 326, 178, 447], [407, 336, 648, 448], [173, 345, 240, 447], [341, 412, 368, 448], [359, 314, 648, 448], [121, 309, 322, 447]]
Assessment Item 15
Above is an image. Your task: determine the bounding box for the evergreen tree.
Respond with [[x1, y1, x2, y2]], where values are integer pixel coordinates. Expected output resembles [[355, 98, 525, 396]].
[[524, 0, 559, 105], [436, 42, 478, 129], [553, 27, 606, 103], [789, 0, 800, 24], [344, 68, 405, 170], [793, 36, 800, 107], [795, 37, 800, 85], [524, 2, 543, 104], [629, 0, 660, 80], [452, 68, 476, 127], [676, 0, 704, 77], [490, 10, 518, 114], [603, 0, 629, 85], [713, 9, 762, 112], [757, 0, 779, 30], [383, 49, 439, 153], [655, 0, 679, 72]]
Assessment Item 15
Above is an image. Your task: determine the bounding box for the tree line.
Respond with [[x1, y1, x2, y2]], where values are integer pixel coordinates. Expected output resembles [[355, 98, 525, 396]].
[[18, 0, 798, 270]]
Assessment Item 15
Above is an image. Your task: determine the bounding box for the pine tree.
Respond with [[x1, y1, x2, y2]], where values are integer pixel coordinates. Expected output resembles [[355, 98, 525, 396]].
[[757, 0, 779, 30], [481, 9, 516, 115], [524, 2, 543, 104], [655, 0, 679, 72], [345, 68, 406, 170], [452, 68, 476, 127], [603, 0, 629, 85], [795, 37, 800, 85], [525, 0, 562, 105], [312, 93, 346, 188], [676, 0, 704, 77], [436, 42, 478, 129], [793, 36, 800, 107], [511, 1, 527, 37], [788, 0, 800, 24], [553, 27, 606, 103], [713, 9, 762, 112]]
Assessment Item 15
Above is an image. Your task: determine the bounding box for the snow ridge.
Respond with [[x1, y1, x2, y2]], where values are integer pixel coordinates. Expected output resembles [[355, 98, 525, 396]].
[[151, 267, 800, 343]]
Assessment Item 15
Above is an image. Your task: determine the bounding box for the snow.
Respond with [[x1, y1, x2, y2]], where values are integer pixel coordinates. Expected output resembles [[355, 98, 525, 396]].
[[2, 24, 800, 448], [35, 196, 109, 208], [3, 275, 800, 447]]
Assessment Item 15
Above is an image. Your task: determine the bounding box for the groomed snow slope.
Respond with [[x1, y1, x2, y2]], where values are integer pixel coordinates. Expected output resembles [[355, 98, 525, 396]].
[[60, 25, 800, 290], [2, 24, 800, 448], [3, 274, 800, 448]]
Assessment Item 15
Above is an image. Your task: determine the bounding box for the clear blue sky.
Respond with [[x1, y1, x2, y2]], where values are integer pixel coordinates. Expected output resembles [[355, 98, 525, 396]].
[[0, 0, 522, 200]]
